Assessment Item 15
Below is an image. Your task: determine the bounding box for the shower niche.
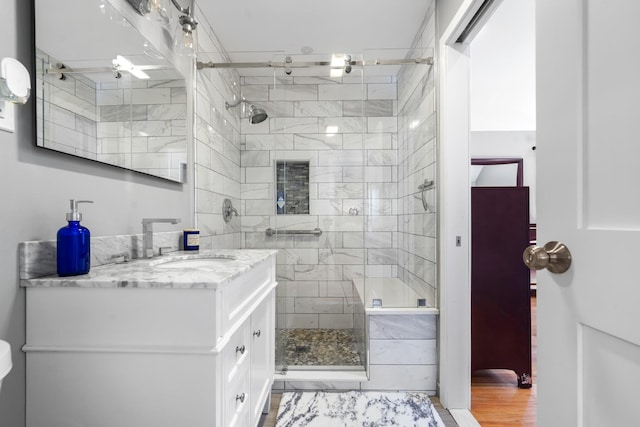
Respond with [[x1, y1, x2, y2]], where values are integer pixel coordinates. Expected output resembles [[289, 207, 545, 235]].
[[275, 160, 310, 215]]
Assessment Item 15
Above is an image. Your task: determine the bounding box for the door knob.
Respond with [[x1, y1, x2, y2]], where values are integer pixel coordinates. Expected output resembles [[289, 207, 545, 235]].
[[523, 241, 572, 274]]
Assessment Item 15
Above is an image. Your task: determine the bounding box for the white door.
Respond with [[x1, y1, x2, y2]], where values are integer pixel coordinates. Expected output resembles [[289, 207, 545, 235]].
[[537, 0, 640, 426]]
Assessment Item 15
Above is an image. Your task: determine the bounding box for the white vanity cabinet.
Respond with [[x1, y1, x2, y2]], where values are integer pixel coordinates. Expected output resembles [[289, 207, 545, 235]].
[[23, 251, 277, 427]]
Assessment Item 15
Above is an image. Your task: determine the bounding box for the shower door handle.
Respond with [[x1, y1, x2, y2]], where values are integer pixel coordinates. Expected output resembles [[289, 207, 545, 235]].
[[523, 241, 572, 274]]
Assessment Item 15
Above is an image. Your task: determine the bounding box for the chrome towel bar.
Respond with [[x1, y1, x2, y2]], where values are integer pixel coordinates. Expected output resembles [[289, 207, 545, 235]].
[[265, 227, 322, 237]]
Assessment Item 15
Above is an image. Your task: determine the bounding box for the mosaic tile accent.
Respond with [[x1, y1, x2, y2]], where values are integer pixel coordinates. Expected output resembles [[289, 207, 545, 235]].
[[276, 161, 310, 215], [279, 329, 362, 366]]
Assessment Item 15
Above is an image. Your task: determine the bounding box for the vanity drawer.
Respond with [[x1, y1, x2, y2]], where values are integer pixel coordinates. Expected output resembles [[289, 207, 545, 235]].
[[223, 321, 250, 385], [221, 258, 273, 334], [225, 365, 250, 427]]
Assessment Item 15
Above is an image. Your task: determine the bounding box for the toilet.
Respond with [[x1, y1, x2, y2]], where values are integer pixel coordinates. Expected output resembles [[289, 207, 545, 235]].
[[0, 340, 11, 393]]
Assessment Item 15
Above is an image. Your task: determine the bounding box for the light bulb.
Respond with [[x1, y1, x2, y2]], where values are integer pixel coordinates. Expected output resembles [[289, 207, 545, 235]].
[[174, 29, 195, 56], [145, 0, 168, 24], [149, 0, 162, 13]]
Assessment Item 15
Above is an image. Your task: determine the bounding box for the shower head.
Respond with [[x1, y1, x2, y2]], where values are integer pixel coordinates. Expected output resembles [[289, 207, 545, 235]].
[[225, 99, 268, 124], [248, 104, 268, 124]]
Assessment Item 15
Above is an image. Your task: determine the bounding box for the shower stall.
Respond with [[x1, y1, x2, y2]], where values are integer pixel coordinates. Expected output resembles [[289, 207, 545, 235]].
[[196, 44, 437, 388]]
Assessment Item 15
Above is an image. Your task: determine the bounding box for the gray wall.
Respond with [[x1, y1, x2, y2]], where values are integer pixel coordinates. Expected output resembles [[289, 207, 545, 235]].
[[0, 2, 192, 425]]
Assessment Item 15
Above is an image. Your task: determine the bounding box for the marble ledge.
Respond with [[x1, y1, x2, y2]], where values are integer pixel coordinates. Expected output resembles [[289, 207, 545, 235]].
[[20, 249, 277, 290]]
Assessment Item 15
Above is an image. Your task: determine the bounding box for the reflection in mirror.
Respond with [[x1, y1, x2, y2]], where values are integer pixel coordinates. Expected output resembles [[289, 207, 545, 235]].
[[35, 0, 188, 183]]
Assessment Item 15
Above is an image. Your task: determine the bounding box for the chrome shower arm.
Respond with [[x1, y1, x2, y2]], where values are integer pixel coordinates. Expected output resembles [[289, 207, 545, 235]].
[[225, 98, 246, 110]]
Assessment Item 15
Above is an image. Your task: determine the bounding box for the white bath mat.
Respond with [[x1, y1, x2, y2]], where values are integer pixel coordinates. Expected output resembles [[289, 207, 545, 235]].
[[275, 390, 446, 427]]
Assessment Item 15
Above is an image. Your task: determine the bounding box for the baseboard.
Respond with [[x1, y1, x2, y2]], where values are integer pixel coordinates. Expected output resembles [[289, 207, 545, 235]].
[[449, 409, 481, 427]]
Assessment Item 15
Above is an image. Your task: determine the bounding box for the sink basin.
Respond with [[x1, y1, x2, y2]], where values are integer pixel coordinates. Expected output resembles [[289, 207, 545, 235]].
[[153, 255, 236, 270]]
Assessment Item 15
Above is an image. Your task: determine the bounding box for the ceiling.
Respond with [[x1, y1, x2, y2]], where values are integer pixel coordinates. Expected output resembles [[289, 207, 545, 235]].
[[196, 0, 432, 67]]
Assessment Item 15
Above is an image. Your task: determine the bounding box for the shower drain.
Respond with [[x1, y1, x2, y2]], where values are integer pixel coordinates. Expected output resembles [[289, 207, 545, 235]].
[[294, 345, 311, 353]]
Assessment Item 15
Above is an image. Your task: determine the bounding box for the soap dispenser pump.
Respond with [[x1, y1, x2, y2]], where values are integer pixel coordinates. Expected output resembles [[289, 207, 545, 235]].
[[57, 199, 93, 277]]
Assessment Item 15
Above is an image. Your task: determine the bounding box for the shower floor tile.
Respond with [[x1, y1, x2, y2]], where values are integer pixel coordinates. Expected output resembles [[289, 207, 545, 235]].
[[279, 328, 362, 366]]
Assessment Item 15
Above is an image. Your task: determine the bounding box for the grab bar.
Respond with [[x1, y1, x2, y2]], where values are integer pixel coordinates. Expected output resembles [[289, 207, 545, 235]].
[[265, 227, 323, 237]]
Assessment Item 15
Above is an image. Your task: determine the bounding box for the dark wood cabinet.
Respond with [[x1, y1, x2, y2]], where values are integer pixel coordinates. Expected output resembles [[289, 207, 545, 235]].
[[471, 186, 532, 388]]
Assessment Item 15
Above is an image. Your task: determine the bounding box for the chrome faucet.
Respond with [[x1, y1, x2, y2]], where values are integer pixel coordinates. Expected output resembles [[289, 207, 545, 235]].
[[141, 218, 181, 258]]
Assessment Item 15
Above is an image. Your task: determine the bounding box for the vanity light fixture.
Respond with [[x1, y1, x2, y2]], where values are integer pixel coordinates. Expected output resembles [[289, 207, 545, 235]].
[[112, 55, 150, 80], [134, 0, 198, 56], [0, 58, 31, 133], [0, 58, 30, 105]]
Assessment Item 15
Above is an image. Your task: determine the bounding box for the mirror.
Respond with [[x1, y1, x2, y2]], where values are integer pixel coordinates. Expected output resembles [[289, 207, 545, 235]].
[[34, 0, 188, 183]]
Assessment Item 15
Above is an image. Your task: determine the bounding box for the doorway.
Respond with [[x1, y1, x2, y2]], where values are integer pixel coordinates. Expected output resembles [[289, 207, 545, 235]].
[[437, 0, 536, 424]]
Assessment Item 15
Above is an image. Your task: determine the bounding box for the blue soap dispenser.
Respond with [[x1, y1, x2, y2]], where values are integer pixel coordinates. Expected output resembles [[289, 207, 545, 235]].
[[57, 199, 94, 277]]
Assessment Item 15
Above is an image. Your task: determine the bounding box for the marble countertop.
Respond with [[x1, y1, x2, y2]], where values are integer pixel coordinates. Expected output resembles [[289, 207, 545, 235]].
[[20, 249, 277, 289]]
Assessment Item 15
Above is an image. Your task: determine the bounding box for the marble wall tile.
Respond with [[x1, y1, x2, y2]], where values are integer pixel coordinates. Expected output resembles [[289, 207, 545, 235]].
[[367, 83, 398, 100], [368, 117, 398, 133], [294, 134, 343, 150], [319, 314, 354, 329], [277, 248, 320, 265], [319, 216, 364, 233], [147, 104, 187, 120], [320, 117, 365, 134], [367, 248, 398, 265], [309, 199, 342, 215], [344, 100, 394, 117], [241, 150, 270, 167], [48, 104, 77, 129], [279, 280, 320, 297], [369, 314, 437, 339], [244, 166, 273, 183], [294, 264, 343, 281], [100, 105, 147, 122], [245, 134, 295, 151], [364, 264, 394, 278], [131, 88, 171, 104], [131, 153, 174, 169], [240, 84, 270, 101], [319, 249, 365, 265], [369, 339, 437, 365], [295, 297, 345, 314], [318, 183, 364, 199], [294, 100, 343, 117], [281, 314, 319, 329], [130, 120, 173, 137], [147, 137, 187, 153], [270, 118, 319, 134], [50, 85, 97, 121], [318, 150, 364, 166], [318, 84, 362, 100], [240, 117, 270, 135], [362, 365, 437, 392], [367, 149, 397, 166], [75, 115, 97, 138], [269, 85, 318, 101], [309, 166, 342, 183], [96, 89, 125, 106]]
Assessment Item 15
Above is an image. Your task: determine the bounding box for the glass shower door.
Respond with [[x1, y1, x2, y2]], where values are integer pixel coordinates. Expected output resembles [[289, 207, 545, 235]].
[[267, 53, 367, 373]]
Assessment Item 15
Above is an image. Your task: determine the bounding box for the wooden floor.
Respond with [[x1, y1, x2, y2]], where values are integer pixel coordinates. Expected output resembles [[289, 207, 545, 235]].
[[470, 295, 537, 426]]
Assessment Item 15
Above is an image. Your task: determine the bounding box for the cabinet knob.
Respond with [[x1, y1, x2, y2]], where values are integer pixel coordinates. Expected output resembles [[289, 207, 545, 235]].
[[236, 393, 245, 403], [235, 345, 246, 355], [253, 330, 261, 338]]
